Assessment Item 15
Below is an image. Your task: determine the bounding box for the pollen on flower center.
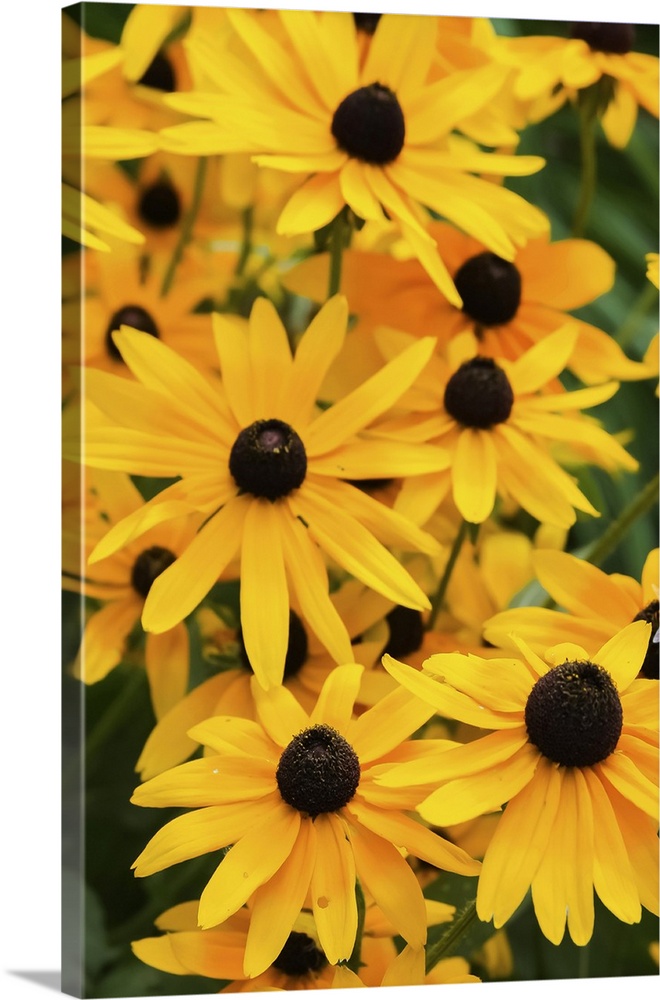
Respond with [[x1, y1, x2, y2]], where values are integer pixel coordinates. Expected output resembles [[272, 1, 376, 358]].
[[138, 51, 176, 91], [238, 609, 309, 679], [105, 305, 160, 361], [453, 252, 522, 328], [228, 419, 307, 501], [276, 723, 361, 817], [331, 83, 405, 165], [131, 545, 177, 598], [138, 180, 182, 229], [443, 357, 514, 428], [571, 22, 635, 54], [525, 659, 623, 767], [272, 931, 328, 977], [632, 599, 659, 680]]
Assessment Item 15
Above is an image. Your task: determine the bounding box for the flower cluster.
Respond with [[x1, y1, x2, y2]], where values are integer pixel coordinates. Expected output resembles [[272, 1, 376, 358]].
[[62, 6, 659, 996]]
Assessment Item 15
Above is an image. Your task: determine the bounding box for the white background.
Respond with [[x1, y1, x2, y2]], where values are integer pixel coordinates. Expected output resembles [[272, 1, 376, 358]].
[[1, 0, 657, 997]]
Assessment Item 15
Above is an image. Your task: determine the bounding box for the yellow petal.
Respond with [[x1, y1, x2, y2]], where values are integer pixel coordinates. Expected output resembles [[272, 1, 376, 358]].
[[198, 799, 301, 928], [239, 500, 290, 690], [310, 813, 357, 964]]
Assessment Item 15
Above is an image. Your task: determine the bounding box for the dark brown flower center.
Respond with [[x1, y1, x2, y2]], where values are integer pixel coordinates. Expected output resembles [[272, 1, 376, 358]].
[[138, 52, 176, 91], [525, 660, 623, 767], [276, 724, 361, 817], [383, 606, 424, 659], [353, 12, 382, 34], [273, 932, 327, 977], [571, 22, 635, 54], [331, 83, 405, 165], [138, 180, 181, 229], [131, 546, 176, 598], [229, 419, 307, 501], [105, 305, 160, 361], [237, 610, 309, 679], [443, 357, 514, 428], [632, 600, 659, 680], [454, 252, 522, 327]]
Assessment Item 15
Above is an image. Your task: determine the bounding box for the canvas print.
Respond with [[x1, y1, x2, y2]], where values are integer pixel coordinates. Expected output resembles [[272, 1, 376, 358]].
[[61, 3, 659, 997]]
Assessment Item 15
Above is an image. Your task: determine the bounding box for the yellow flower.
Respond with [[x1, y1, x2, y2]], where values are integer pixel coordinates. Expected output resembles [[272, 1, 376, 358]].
[[495, 22, 659, 148], [372, 325, 637, 528], [380, 620, 659, 946], [135, 580, 396, 781], [62, 469, 201, 718], [131, 663, 480, 974], [62, 12, 158, 251], [484, 548, 659, 680], [161, 9, 547, 303], [74, 295, 448, 688], [131, 894, 457, 991], [285, 222, 648, 385], [70, 243, 228, 379]]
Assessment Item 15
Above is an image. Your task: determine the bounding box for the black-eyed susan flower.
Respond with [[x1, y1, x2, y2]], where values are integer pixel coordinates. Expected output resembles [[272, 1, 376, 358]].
[[75, 295, 448, 689], [135, 582, 393, 781], [379, 620, 659, 946], [484, 548, 659, 679], [71, 244, 228, 378], [160, 8, 547, 302], [495, 21, 659, 148], [285, 222, 648, 385], [62, 14, 158, 251], [130, 663, 480, 974], [131, 894, 456, 990], [62, 468, 202, 719], [371, 325, 637, 528]]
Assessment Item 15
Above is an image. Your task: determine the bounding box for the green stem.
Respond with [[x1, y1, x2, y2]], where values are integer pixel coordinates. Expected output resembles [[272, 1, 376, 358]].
[[346, 881, 366, 974], [425, 899, 478, 974], [585, 472, 659, 568], [427, 520, 471, 631], [85, 668, 145, 771], [234, 205, 254, 278], [160, 156, 208, 297], [327, 208, 351, 299], [614, 282, 659, 351], [572, 100, 598, 238]]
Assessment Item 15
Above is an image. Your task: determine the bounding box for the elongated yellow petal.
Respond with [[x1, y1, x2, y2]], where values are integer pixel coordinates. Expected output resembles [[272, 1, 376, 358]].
[[285, 294, 348, 429], [310, 813, 357, 964], [293, 489, 431, 610], [239, 500, 290, 690], [145, 624, 190, 721], [251, 674, 310, 747], [142, 497, 249, 633], [583, 767, 641, 924], [348, 685, 435, 764], [477, 759, 562, 927], [348, 799, 480, 876], [279, 507, 353, 665], [382, 654, 524, 730], [243, 816, 317, 977], [132, 800, 274, 876], [310, 662, 364, 732], [276, 172, 345, 236], [451, 428, 498, 524], [420, 743, 540, 826], [347, 818, 427, 947], [305, 336, 436, 455], [198, 799, 301, 928]]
